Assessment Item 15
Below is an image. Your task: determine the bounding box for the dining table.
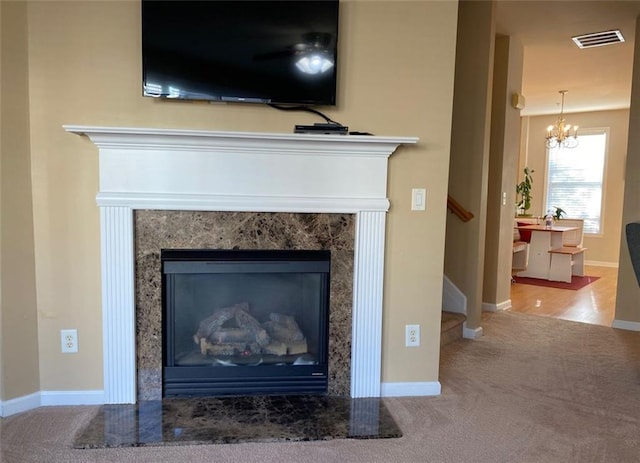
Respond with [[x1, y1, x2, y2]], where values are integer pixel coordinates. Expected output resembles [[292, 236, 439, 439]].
[[515, 224, 579, 281]]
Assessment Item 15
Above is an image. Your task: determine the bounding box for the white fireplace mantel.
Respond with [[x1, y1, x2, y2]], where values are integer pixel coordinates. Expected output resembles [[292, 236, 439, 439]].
[[65, 125, 418, 404]]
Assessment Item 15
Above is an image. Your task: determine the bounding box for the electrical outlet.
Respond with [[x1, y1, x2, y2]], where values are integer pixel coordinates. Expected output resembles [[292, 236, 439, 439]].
[[61, 329, 78, 353], [405, 324, 420, 347]]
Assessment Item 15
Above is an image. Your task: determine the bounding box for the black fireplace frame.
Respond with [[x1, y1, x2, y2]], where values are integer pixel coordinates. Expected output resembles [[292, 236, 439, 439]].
[[161, 249, 331, 397]]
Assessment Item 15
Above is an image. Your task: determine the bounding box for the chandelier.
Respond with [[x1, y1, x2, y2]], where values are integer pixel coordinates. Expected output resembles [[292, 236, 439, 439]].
[[545, 90, 578, 149]]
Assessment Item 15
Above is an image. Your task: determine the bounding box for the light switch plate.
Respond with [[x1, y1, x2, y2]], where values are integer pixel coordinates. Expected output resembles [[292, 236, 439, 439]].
[[411, 188, 426, 211]]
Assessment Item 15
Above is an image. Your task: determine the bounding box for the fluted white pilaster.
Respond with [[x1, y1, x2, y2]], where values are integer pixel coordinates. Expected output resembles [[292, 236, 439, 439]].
[[100, 206, 136, 404], [351, 211, 386, 398]]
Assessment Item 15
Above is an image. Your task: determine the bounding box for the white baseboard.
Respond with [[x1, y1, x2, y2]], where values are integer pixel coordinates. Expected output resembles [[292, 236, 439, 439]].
[[0, 390, 105, 417], [463, 322, 484, 339], [482, 300, 511, 312], [0, 391, 41, 418], [585, 260, 618, 268], [612, 319, 640, 332], [380, 381, 441, 397]]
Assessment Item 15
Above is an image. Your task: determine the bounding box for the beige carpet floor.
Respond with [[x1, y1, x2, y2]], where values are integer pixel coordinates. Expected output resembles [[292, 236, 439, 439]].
[[2, 311, 640, 463]]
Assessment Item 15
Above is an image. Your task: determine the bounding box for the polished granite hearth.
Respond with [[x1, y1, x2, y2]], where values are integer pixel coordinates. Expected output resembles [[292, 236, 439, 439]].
[[74, 395, 402, 448]]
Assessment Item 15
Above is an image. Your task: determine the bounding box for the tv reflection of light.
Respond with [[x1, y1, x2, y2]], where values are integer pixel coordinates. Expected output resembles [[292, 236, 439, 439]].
[[295, 54, 334, 75], [144, 82, 163, 96], [143, 83, 184, 98]]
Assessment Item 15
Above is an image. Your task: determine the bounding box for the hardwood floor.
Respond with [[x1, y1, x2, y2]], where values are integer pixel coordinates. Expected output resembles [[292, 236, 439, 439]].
[[508, 265, 618, 327]]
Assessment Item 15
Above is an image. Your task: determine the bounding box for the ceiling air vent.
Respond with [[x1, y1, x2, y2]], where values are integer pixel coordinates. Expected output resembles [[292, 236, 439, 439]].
[[572, 30, 625, 49]]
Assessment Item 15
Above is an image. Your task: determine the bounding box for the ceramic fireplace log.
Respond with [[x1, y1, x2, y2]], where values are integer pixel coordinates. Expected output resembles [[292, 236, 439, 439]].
[[269, 313, 303, 331], [208, 328, 254, 344], [235, 309, 270, 347], [263, 321, 303, 343], [199, 338, 261, 357], [262, 341, 288, 356], [193, 302, 248, 346], [261, 339, 308, 356], [263, 319, 305, 343], [286, 339, 308, 355]]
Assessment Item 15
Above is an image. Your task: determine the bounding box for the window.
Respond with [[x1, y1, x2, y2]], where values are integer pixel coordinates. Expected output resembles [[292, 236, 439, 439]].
[[545, 129, 607, 234]]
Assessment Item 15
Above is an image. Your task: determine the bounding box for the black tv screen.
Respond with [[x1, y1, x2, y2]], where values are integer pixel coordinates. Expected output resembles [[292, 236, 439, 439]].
[[141, 0, 339, 106]]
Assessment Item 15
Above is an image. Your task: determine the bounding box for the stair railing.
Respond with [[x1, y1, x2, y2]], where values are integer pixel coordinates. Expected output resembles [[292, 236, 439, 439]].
[[447, 195, 474, 222]]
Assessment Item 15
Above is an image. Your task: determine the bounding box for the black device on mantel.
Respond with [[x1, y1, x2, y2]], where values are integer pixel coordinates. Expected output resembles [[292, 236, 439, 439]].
[[294, 123, 349, 135], [142, 0, 339, 106]]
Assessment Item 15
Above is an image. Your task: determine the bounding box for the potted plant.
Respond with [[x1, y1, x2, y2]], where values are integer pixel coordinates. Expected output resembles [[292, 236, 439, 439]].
[[542, 207, 566, 229], [515, 167, 534, 216], [550, 206, 566, 221]]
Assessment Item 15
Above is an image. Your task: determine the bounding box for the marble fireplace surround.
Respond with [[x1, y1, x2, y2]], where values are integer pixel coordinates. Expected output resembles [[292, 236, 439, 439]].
[[65, 125, 418, 404]]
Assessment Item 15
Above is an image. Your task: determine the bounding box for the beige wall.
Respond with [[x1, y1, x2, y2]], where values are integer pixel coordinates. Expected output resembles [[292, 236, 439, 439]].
[[375, 1, 458, 383], [615, 16, 640, 324], [483, 34, 524, 308], [12, 0, 459, 394], [520, 108, 628, 265], [1, 1, 41, 401], [445, 0, 495, 331]]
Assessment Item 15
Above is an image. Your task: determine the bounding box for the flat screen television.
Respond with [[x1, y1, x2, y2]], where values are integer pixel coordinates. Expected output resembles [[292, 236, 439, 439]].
[[141, 0, 339, 106]]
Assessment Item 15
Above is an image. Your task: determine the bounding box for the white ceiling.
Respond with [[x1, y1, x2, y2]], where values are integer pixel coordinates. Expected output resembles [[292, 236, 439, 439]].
[[495, 0, 640, 116]]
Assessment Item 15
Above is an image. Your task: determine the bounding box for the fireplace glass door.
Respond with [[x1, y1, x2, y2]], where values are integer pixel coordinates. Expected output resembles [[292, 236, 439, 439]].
[[162, 249, 330, 397]]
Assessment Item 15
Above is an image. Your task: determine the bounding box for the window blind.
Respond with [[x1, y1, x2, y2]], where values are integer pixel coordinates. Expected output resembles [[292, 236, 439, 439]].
[[545, 131, 607, 234]]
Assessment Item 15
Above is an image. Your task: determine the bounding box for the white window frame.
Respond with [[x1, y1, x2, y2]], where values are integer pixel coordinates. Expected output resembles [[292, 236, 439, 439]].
[[543, 127, 609, 236]]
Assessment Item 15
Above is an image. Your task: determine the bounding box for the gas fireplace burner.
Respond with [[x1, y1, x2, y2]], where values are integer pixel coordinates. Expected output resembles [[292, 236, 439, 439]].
[[161, 249, 331, 397]]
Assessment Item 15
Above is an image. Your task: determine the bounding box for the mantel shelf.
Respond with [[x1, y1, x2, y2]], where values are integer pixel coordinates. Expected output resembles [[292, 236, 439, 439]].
[[63, 125, 418, 156]]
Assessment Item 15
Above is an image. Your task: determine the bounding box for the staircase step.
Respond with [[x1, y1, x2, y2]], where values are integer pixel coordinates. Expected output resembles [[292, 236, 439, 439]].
[[441, 311, 466, 346]]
